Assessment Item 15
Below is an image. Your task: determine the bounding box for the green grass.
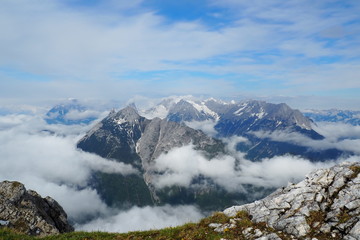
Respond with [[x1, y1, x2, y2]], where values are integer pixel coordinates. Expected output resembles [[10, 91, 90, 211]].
[[305, 211, 340, 240], [0, 211, 288, 239], [350, 165, 360, 179], [0, 212, 243, 240], [2, 209, 334, 240], [0, 224, 223, 240]]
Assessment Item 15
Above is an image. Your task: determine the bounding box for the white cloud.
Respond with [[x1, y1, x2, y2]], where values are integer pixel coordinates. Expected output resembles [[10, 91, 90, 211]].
[[236, 156, 341, 188], [152, 144, 329, 191], [184, 119, 218, 137], [252, 122, 360, 155], [0, 114, 33, 130], [222, 135, 249, 155], [21, 177, 111, 223], [1, 107, 359, 232], [63, 109, 103, 121], [77, 205, 204, 233], [354, 113, 360, 119], [153, 145, 238, 189], [0, 112, 207, 232], [0, 0, 359, 107], [313, 122, 360, 141], [0, 113, 138, 223], [0, 0, 260, 78], [255, 95, 360, 111]]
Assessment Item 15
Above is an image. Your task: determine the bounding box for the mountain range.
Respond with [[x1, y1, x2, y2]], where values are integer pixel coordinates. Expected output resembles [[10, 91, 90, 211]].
[[77, 106, 252, 210], [45, 99, 97, 125], [76, 97, 352, 212], [303, 109, 360, 126], [143, 97, 345, 161]]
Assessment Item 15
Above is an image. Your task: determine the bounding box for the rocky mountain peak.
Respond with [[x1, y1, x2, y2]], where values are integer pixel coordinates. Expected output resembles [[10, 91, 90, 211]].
[[269, 103, 312, 129], [0, 181, 73, 236], [236, 100, 313, 130], [210, 162, 360, 239], [167, 99, 217, 122], [77, 105, 226, 208], [45, 99, 99, 125], [142, 97, 314, 131], [114, 106, 141, 123]]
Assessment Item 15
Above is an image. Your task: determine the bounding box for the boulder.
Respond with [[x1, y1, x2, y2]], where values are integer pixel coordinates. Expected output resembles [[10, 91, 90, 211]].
[[0, 181, 73, 236]]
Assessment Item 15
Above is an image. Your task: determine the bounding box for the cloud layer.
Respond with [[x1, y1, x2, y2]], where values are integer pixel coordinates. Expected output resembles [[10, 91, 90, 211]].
[[184, 119, 218, 137], [77, 205, 204, 233], [0, 114, 137, 223], [252, 122, 360, 155], [0, 113, 205, 232], [0, 110, 359, 232], [151, 134, 360, 191], [132, 99, 360, 192]]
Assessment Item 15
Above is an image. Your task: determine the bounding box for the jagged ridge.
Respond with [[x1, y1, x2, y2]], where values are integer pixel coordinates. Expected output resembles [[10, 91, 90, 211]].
[[209, 162, 360, 239], [77, 106, 228, 209], [143, 97, 346, 161], [0, 181, 73, 236]]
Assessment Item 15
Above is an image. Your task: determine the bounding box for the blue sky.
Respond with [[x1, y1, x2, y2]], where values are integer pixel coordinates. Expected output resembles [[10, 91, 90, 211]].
[[0, 0, 360, 109]]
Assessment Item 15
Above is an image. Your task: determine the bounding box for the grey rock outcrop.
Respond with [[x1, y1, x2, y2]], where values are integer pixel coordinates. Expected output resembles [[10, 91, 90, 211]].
[[137, 117, 222, 170], [211, 162, 360, 239], [136, 117, 224, 203], [0, 181, 73, 236]]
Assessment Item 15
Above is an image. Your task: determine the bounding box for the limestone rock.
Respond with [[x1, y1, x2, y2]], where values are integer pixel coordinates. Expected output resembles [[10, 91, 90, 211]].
[[0, 181, 73, 236], [212, 162, 360, 239]]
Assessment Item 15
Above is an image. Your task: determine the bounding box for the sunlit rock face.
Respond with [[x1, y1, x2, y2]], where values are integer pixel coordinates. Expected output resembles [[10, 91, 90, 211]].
[[0, 181, 73, 236], [218, 162, 360, 239]]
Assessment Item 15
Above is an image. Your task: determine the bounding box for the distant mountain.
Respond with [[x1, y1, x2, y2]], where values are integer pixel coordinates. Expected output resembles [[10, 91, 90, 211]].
[[76, 98, 350, 212], [45, 99, 100, 125], [207, 99, 316, 136], [143, 97, 344, 161], [77, 106, 259, 210], [144, 97, 315, 134], [303, 109, 360, 126]]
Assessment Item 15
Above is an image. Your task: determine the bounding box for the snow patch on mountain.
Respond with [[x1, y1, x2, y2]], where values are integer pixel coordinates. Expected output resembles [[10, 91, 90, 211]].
[[234, 103, 248, 116], [186, 100, 219, 120]]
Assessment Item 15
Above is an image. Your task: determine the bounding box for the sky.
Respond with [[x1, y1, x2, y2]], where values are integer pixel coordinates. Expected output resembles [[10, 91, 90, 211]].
[[0, 0, 360, 109]]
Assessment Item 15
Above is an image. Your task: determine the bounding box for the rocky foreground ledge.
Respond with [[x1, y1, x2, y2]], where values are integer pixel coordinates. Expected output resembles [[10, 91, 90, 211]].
[[0, 181, 73, 236], [211, 161, 360, 240]]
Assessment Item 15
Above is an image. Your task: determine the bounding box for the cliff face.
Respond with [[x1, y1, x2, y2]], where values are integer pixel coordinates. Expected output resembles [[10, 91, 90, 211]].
[[210, 162, 360, 240], [0, 181, 73, 236], [77, 107, 227, 209]]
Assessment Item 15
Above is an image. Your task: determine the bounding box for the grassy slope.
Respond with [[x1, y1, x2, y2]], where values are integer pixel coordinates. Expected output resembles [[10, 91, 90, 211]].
[[0, 209, 339, 240], [0, 212, 271, 240]]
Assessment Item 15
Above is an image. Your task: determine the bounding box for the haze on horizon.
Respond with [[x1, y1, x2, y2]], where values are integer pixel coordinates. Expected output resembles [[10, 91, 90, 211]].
[[0, 0, 360, 110]]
